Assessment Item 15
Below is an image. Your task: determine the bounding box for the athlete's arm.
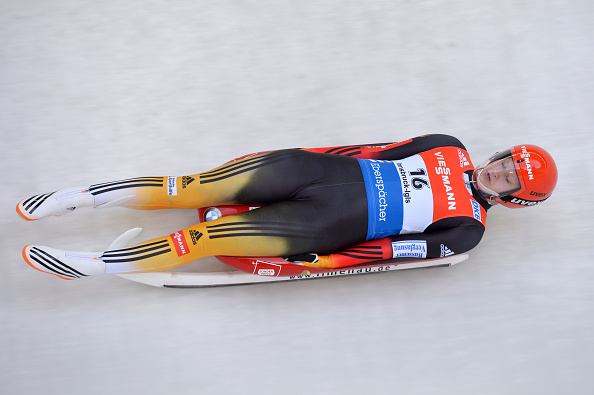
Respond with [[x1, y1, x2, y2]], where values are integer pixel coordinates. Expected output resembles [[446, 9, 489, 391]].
[[302, 134, 465, 160], [299, 218, 484, 269]]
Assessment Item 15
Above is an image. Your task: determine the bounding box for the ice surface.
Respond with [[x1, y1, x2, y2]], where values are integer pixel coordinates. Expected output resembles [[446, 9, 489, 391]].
[[2, 1, 593, 394]]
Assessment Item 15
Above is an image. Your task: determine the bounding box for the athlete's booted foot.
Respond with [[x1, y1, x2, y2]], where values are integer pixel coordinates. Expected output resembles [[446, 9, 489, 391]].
[[22, 245, 105, 280], [16, 186, 136, 221], [16, 186, 94, 221]]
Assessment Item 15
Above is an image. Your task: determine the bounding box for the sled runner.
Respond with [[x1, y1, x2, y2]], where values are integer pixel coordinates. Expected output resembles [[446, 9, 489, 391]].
[[116, 205, 469, 288], [117, 254, 468, 288]]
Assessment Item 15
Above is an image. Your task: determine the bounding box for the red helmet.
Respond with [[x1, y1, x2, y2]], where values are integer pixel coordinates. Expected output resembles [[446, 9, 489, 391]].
[[473, 144, 558, 208]]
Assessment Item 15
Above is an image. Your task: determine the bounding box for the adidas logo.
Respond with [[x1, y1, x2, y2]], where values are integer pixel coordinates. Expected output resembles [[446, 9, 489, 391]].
[[189, 230, 203, 245], [182, 176, 195, 189], [440, 244, 454, 257]]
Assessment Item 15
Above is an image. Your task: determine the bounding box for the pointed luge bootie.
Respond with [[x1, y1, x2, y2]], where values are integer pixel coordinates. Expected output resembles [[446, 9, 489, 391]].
[[17, 186, 94, 221], [22, 228, 143, 280], [17, 186, 135, 221], [22, 245, 105, 280]]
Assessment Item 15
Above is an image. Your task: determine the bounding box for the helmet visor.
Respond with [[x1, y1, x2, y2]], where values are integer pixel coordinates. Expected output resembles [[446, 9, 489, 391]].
[[475, 150, 522, 197]]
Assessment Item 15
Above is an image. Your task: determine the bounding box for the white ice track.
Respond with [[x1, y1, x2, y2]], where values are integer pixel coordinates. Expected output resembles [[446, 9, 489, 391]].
[[2, 2, 593, 394]]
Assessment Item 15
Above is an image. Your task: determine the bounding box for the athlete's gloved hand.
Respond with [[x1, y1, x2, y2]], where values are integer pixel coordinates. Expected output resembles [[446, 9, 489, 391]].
[[284, 253, 319, 264]]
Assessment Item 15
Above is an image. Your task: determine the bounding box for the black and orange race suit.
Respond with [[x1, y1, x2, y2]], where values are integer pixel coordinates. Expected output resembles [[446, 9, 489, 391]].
[[95, 134, 489, 273]]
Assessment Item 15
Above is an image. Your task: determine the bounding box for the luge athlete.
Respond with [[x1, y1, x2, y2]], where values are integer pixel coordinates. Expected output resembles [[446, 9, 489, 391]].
[[17, 134, 557, 280]]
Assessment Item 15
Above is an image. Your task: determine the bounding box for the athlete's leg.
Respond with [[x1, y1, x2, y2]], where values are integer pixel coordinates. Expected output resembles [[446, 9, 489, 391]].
[[18, 150, 321, 220], [92, 150, 304, 210], [23, 203, 322, 278], [101, 204, 307, 273]]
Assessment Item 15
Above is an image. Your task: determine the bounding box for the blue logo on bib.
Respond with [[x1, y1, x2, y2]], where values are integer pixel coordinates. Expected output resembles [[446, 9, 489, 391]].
[[358, 159, 404, 240]]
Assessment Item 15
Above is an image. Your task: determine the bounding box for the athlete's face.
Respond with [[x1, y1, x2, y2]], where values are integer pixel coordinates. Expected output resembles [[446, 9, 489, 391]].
[[479, 157, 521, 195]]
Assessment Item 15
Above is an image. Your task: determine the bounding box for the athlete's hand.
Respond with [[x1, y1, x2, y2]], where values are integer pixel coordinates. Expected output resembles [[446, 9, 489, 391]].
[[285, 253, 336, 269], [284, 253, 319, 264]]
